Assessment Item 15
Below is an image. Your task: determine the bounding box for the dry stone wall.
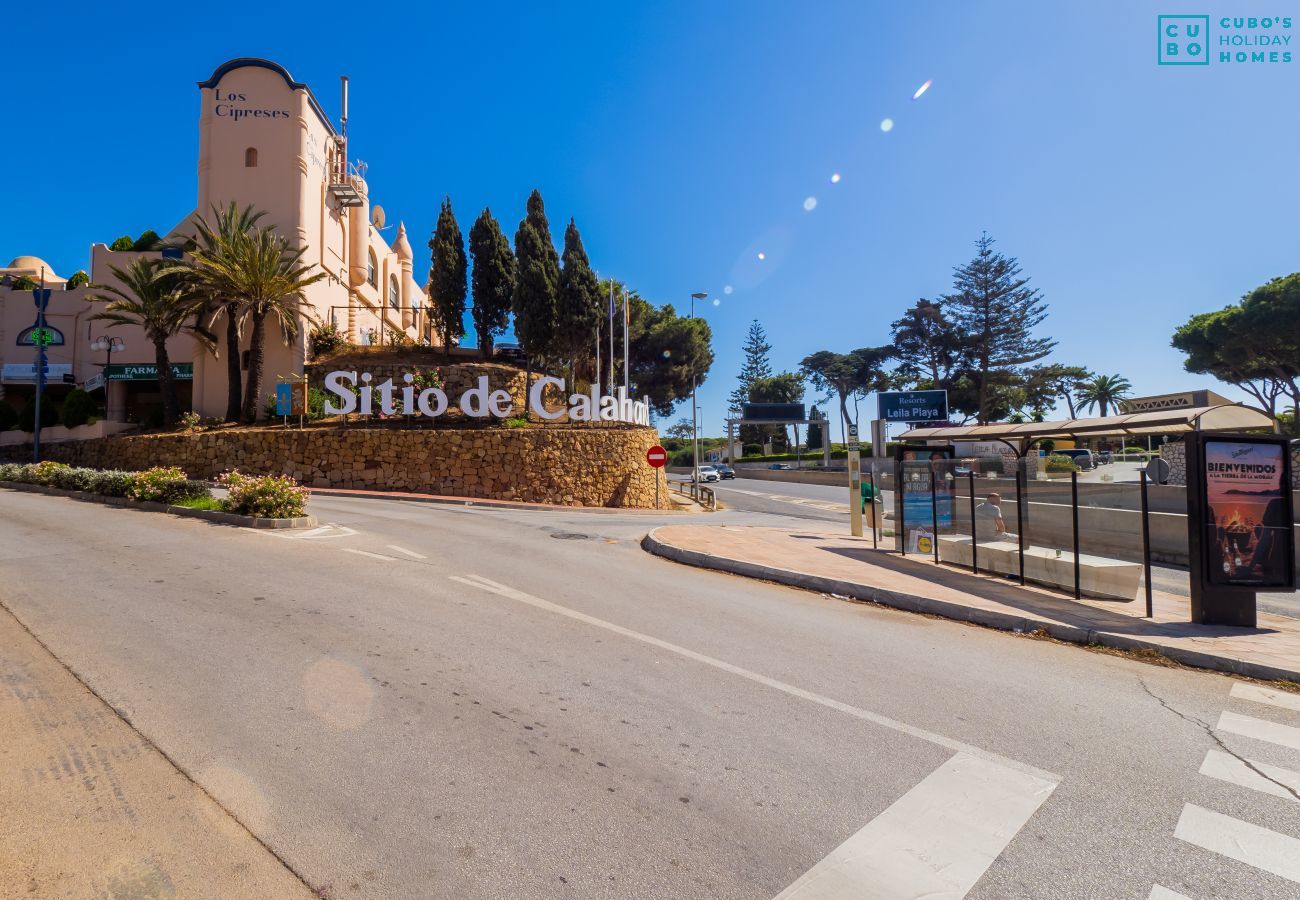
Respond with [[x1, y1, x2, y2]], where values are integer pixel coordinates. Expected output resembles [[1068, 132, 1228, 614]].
[[10, 424, 666, 508]]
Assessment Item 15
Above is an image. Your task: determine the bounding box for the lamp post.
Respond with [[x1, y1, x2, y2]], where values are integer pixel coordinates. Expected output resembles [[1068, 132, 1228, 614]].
[[689, 292, 707, 484], [91, 336, 125, 421]]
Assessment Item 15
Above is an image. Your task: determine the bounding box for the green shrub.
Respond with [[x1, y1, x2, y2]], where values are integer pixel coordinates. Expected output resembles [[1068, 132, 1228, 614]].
[[0, 402, 17, 431], [109, 235, 135, 251], [127, 466, 208, 503], [132, 230, 162, 251], [504, 416, 529, 428], [61, 389, 96, 428], [308, 323, 350, 360], [218, 471, 308, 518], [18, 398, 59, 432], [172, 495, 225, 511], [90, 470, 136, 497], [49, 466, 99, 491], [11, 275, 39, 291], [1046, 453, 1079, 473], [66, 270, 90, 288], [743, 443, 763, 457], [179, 411, 201, 430]]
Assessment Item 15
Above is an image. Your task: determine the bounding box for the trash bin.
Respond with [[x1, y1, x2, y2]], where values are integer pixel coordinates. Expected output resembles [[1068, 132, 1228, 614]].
[[861, 480, 880, 529]]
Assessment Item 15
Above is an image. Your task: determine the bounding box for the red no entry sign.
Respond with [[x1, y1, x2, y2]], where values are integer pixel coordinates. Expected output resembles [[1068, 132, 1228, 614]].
[[646, 445, 668, 468]]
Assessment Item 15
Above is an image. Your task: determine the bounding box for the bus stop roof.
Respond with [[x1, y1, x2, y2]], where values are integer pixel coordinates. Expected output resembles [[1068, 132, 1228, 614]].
[[896, 404, 1275, 446]]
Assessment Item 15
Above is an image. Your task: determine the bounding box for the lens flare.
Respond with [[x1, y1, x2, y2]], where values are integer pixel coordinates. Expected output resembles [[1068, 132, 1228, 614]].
[[803, 196, 818, 211], [661, 349, 672, 359], [912, 79, 933, 101], [712, 298, 720, 307], [757, 252, 766, 260], [880, 118, 894, 133], [830, 173, 841, 184], [723, 285, 733, 295]]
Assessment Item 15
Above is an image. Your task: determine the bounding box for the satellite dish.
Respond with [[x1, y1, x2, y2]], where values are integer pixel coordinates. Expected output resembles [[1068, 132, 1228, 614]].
[[372, 205, 386, 229]]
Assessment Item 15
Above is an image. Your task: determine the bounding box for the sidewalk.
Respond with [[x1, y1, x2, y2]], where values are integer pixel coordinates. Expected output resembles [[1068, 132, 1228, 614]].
[[0, 605, 314, 899], [643, 525, 1300, 684], [309, 485, 703, 514]]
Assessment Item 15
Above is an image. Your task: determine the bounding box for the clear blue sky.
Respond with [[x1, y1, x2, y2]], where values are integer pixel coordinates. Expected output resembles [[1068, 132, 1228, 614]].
[[5, 2, 1297, 438]]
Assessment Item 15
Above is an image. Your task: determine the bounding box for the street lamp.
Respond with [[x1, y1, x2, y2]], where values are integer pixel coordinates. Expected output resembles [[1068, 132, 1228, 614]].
[[91, 336, 125, 420], [689, 292, 707, 484]]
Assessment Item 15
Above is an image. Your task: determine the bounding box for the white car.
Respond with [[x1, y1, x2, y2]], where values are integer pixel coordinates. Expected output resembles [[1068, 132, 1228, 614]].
[[695, 466, 720, 483]]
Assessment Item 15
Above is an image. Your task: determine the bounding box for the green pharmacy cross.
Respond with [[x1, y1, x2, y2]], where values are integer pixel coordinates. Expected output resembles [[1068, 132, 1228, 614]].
[[29, 327, 57, 347]]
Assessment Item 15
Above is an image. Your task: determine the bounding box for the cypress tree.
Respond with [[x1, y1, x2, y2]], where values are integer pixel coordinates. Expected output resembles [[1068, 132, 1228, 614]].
[[468, 208, 516, 359], [730, 319, 774, 445], [511, 190, 560, 366], [942, 233, 1056, 424], [427, 197, 468, 350], [556, 218, 602, 378]]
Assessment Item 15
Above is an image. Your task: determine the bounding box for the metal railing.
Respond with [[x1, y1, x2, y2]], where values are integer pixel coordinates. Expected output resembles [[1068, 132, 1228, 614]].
[[670, 478, 716, 511]]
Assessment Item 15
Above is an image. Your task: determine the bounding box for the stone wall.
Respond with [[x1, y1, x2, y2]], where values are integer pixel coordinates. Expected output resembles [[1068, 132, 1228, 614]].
[[1161, 439, 1187, 485], [9, 424, 666, 508]]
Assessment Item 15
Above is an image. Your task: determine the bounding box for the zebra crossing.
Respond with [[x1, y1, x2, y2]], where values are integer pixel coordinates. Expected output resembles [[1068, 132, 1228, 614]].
[[1154, 681, 1300, 896]]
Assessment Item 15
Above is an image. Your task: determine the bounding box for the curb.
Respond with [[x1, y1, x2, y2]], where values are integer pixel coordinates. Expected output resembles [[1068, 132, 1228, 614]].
[[307, 487, 701, 515], [640, 528, 1300, 684], [0, 482, 317, 529]]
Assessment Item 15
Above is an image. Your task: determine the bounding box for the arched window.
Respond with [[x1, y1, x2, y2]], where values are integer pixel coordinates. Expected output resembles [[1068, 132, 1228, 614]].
[[389, 274, 400, 309], [367, 251, 377, 288], [244, 147, 258, 167]]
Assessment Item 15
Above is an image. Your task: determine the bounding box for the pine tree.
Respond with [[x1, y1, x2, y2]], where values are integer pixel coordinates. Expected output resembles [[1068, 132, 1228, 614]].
[[428, 198, 468, 350], [556, 218, 602, 376], [942, 233, 1056, 424], [512, 190, 560, 365], [468, 208, 515, 359], [729, 319, 773, 413]]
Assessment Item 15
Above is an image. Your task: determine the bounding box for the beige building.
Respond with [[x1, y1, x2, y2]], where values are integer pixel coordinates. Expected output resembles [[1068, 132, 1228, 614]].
[[0, 57, 430, 425]]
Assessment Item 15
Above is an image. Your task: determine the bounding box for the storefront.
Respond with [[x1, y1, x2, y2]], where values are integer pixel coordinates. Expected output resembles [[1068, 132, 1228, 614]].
[[94, 363, 194, 426]]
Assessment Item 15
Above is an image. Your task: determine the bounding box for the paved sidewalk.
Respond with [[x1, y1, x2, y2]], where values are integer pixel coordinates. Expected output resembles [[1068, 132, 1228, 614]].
[[0, 605, 314, 899], [643, 525, 1300, 684], [309, 485, 701, 514]]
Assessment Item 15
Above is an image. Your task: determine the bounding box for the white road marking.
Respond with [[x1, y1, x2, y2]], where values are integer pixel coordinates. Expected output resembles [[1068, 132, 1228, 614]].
[[1174, 803, 1300, 884], [1198, 750, 1300, 803], [256, 523, 359, 541], [1217, 710, 1300, 752], [342, 548, 398, 562], [386, 545, 427, 560], [449, 573, 1058, 783], [1231, 683, 1300, 713], [774, 751, 1055, 899], [1148, 885, 1193, 900]]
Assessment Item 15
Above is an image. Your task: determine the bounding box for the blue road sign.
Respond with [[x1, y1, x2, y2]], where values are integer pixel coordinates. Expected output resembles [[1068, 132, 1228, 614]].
[[275, 383, 293, 416], [32, 288, 51, 310]]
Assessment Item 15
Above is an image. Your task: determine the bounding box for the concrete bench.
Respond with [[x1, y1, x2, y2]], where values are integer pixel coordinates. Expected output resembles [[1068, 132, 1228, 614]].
[[936, 535, 1142, 602]]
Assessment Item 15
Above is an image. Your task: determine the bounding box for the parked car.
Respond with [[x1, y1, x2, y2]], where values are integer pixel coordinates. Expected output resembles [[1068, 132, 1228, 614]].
[[695, 465, 720, 483], [767, 463, 792, 470], [1056, 449, 1095, 470], [713, 464, 736, 479]]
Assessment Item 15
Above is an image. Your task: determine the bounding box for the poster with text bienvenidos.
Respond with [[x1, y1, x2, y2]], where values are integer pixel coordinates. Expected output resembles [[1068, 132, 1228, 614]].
[[1204, 441, 1288, 586]]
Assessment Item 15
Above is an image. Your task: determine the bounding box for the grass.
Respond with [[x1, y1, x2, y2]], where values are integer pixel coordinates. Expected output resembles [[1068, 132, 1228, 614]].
[[172, 496, 226, 511]]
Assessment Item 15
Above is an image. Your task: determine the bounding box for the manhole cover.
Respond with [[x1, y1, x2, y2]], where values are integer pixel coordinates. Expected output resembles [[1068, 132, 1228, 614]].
[[550, 532, 590, 540]]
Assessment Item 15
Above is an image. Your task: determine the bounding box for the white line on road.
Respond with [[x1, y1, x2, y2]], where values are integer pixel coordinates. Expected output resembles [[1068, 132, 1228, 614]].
[[449, 573, 1059, 783], [1198, 750, 1300, 803], [774, 751, 1055, 899], [342, 548, 398, 562], [1230, 682, 1300, 713], [1217, 710, 1300, 752], [1148, 885, 1194, 900], [386, 545, 428, 560], [256, 523, 359, 541], [1174, 803, 1300, 884]]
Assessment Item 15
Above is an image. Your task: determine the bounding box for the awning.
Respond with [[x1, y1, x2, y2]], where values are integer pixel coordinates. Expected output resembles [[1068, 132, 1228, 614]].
[[897, 404, 1276, 448]]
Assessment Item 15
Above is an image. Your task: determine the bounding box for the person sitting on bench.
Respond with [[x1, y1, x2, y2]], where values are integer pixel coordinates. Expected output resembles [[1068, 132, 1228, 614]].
[[974, 492, 1015, 542]]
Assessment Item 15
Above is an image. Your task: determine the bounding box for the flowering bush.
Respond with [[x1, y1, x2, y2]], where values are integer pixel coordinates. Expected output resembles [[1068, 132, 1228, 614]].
[[89, 470, 137, 497], [25, 461, 70, 485], [218, 470, 309, 519], [179, 411, 201, 430], [127, 466, 209, 503]]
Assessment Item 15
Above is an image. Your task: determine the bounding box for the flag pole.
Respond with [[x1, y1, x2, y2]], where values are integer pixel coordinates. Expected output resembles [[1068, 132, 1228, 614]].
[[622, 284, 629, 395], [607, 281, 615, 395]]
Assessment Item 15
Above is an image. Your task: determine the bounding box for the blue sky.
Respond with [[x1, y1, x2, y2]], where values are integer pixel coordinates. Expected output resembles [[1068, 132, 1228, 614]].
[[4, 2, 1297, 438]]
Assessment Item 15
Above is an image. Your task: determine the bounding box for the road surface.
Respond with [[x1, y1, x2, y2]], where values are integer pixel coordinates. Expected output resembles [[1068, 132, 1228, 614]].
[[2, 488, 1299, 898]]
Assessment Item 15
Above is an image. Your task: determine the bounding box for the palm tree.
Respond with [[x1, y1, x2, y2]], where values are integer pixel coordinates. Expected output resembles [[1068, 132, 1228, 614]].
[[1076, 373, 1133, 417], [88, 259, 212, 426], [163, 203, 266, 422]]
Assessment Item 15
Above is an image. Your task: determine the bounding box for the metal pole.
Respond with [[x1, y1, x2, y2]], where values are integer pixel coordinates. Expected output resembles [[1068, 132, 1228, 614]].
[[1071, 469, 1081, 601], [33, 274, 47, 463], [1015, 465, 1026, 585], [1140, 470, 1154, 618], [968, 471, 979, 575], [929, 464, 940, 563], [655, 467, 660, 510], [867, 470, 878, 549], [897, 456, 906, 556]]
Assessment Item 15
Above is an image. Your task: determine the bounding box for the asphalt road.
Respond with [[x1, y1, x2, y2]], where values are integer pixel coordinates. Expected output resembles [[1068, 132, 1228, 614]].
[[2, 489, 1300, 898]]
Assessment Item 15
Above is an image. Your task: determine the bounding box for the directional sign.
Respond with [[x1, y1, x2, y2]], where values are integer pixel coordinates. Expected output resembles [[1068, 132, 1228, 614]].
[[32, 288, 51, 311], [646, 445, 668, 468]]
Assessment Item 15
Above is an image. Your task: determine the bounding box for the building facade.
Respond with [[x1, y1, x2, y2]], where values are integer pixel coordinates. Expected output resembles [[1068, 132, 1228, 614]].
[[0, 57, 430, 425]]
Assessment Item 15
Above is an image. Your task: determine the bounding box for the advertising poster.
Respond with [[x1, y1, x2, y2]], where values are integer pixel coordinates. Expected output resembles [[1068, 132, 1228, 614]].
[[1202, 440, 1290, 587], [897, 446, 955, 550]]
